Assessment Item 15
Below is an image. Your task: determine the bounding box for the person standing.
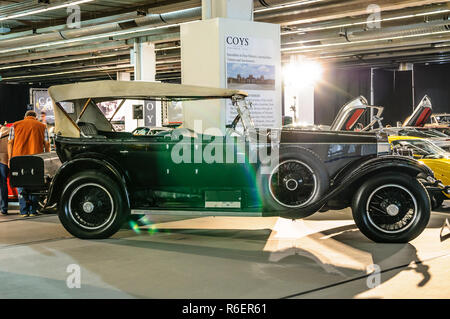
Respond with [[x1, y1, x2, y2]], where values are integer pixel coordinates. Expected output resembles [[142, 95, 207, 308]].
[[40, 111, 47, 125], [0, 125, 9, 215], [8, 110, 50, 217]]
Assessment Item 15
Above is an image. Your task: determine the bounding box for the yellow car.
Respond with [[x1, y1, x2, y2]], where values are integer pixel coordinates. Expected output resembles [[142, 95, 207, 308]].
[[389, 136, 450, 208]]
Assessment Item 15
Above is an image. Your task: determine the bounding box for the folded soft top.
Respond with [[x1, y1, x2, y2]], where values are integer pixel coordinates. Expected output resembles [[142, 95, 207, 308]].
[[48, 80, 248, 103]]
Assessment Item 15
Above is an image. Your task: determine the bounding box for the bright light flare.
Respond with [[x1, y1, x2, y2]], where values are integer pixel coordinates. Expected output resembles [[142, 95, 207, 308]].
[[128, 221, 141, 234], [283, 60, 323, 88]]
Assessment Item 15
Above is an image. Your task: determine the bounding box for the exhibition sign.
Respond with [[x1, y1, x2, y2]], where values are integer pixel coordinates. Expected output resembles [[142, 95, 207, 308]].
[[31, 89, 54, 124], [31, 88, 73, 125], [225, 35, 280, 128], [143, 100, 157, 127]]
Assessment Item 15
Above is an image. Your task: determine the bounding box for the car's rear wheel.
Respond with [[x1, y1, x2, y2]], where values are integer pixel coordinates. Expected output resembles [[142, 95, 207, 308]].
[[258, 148, 329, 216], [58, 170, 129, 239], [352, 173, 430, 243]]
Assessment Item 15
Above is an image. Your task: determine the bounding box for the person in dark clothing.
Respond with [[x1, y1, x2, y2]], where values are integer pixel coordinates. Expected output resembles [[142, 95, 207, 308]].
[[8, 111, 50, 217], [0, 124, 9, 215]]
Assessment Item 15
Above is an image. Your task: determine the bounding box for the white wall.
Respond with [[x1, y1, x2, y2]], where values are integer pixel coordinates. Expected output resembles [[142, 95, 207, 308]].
[[181, 18, 281, 133]]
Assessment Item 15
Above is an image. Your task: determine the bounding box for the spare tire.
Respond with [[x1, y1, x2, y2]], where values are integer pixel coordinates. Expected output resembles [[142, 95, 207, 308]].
[[257, 147, 329, 216]]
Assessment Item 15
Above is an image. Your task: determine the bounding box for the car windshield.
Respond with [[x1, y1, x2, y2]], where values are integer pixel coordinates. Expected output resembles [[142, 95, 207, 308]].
[[418, 129, 448, 137], [132, 127, 151, 135], [434, 115, 450, 124], [397, 128, 447, 138], [391, 139, 449, 159]]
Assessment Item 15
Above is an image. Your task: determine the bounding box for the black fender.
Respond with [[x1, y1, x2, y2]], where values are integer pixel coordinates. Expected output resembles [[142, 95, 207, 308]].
[[45, 156, 131, 209], [331, 155, 434, 188], [280, 155, 434, 219]]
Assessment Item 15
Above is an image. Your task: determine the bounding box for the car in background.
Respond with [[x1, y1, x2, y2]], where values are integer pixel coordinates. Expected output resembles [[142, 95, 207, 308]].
[[284, 96, 384, 132], [389, 136, 450, 209], [429, 126, 450, 136], [131, 126, 172, 136], [431, 113, 450, 125], [425, 113, 450, 136], [379, 127, 450, 151], [373, 96, 450, 151]]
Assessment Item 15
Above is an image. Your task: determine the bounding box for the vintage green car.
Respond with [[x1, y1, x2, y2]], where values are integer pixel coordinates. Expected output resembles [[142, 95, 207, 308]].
[[10, 80, 444, 243]]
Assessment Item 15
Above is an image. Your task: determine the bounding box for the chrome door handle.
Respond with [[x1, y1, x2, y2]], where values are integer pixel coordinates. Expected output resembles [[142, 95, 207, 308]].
[[120, 150, 129, 154]]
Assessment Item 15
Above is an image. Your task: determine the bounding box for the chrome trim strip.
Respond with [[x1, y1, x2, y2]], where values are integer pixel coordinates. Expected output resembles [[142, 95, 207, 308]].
[[131, 209, 262, 217]]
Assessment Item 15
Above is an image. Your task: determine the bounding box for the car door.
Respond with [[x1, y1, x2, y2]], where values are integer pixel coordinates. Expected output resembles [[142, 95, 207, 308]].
[[403, 95, 432, 127], [199, 133, 254, 188]]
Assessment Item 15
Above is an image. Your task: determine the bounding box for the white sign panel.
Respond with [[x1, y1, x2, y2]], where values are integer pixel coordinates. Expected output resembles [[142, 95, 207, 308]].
[[143, 100, 157, 127], [225, 36, 279, 128]]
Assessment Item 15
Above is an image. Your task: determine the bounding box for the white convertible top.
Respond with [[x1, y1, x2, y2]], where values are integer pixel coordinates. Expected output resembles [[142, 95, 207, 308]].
[[48, 80, 248, 102]]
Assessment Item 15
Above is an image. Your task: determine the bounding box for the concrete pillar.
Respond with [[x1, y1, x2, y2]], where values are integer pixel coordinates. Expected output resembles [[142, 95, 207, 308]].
[[181, 0, 281, 134], [133, 40, 156, 81], [202, 0, 253, 21], [116, 71, 130, 81], [284, 85, 314, 125]]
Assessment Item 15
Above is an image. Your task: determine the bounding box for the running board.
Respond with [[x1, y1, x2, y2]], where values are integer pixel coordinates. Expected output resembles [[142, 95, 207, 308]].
[[131, 209, 263, 217]]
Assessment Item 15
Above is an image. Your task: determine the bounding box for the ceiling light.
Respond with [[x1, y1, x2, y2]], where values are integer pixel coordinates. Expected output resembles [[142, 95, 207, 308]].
[[1, 64, 133, 81], [0, 53, 124, 71], [154, 46, 180, 51], [0, 23, 179, 55], [282, 8, 450, 35], [282, 29, 450, 53], [254, 0, 325, 13], [0, 0, 95, 22]]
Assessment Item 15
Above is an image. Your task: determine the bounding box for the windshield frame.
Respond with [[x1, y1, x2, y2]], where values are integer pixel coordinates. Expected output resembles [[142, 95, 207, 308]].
[[232, 96, 255, 133]]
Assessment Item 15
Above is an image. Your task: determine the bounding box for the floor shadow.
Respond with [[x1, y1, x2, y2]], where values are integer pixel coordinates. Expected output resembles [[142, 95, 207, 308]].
[[106, 222, 433, 299]]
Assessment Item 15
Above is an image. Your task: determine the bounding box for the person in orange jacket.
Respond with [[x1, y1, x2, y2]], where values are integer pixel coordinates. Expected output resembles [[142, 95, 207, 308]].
[[8, 110, 50, 217], [0, 124, 9, 215]]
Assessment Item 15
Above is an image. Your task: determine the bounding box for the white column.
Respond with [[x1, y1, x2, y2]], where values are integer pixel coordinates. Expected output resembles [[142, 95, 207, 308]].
[[133, 40, 156, 81], [202, 0, 253, 21], [181, 0, 281, 134], [116, 71, 130, 81], [284, 85, 315, 125]]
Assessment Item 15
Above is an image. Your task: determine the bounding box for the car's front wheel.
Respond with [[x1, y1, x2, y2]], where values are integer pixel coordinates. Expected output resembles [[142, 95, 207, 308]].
[[58, 170, 129, 239], [352, 173, 430, 243]]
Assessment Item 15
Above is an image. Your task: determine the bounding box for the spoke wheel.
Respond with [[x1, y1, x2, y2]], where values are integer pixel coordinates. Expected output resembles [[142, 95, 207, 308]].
[[68, 183, 115, 230], [58, 170, 129, 239], [352, 172, 430, 243], [366, 184, 417, 234], [269, 160, 318, 208]]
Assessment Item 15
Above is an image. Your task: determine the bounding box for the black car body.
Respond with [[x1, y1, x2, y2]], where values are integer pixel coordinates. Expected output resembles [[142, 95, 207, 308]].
[[10, 80, 443, 243]]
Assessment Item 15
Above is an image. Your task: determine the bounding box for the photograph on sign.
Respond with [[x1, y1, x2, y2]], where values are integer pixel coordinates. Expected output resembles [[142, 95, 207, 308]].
[[227, 63, 275, 91]]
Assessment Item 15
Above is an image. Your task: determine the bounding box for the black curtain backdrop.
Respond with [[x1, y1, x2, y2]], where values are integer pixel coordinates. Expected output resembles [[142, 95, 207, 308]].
[[0, 84, 30, 124], [314, 68, 371, 125], [373, 69, 413, 126], [414, 64, 450, 114]]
